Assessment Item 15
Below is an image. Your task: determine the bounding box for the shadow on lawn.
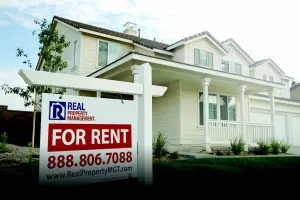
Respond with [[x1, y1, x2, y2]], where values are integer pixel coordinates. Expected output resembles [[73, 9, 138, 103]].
[[1, 157, 300, 193]]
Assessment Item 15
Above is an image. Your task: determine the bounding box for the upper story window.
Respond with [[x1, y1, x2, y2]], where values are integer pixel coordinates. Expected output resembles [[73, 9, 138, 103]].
[[194, 49, 213, 68], [98, 40, 119, 68], [263, 74, 267, 80], [73, 40, 78, 67], [221, 60, 242, 75], [263, 74, 274, 82]]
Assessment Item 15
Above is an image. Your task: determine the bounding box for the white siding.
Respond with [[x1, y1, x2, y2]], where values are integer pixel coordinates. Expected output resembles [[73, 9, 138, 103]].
[[250, 97, 300, 145], [252, 62, 287, 97], [180, 80, 249, 145], [221, 43, 251, 76], [181, 80, 204, 145], [172, 46, 185, 63], [80, 34, 133, 76], [281, 79, 291, 98], [184, 37, 223, 70], [56, 21, 81, 75], [153, 80, 181, 148]]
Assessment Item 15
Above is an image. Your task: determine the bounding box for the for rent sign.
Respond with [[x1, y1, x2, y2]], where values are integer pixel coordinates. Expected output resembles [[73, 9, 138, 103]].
[[39, 94, 137, 186]]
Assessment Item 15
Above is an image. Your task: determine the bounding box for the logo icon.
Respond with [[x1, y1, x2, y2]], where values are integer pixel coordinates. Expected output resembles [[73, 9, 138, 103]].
[[49, 101, 66, 120]]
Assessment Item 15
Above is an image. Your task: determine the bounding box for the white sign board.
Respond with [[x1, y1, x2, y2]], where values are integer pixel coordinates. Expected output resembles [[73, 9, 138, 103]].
[[39, 93, 137, 186]]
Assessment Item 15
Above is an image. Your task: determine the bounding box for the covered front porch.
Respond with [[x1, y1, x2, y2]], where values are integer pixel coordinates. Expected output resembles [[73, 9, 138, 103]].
[[91, 52, 283, 152]]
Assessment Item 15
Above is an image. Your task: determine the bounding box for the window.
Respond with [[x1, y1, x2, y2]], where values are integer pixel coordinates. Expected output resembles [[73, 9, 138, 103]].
[[199, 93, 217, 125], [98, 41, 108, 67], [73, 40, 77, 67], [220, 95, 236, 121], [221, 60, 229, 72], [199, 93, 236, 125], [269, 76, 273, 82], [194, 49, 213, 68], [222, 60, 242, 75], [235, 63, 242, 75], [263, 74, 267, 80], [98, 41, 119, 68]]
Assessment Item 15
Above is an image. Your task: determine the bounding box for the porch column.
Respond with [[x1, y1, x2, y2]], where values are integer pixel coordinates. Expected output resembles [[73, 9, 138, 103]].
[[239, 85, 247, 151], [202, 78, 212, 152], [131, 65, 139, 101], [268, 89, 276, 139]]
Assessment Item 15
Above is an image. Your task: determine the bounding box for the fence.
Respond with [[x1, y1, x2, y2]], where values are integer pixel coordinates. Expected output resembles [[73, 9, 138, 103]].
[[0, 105, 41, 147]]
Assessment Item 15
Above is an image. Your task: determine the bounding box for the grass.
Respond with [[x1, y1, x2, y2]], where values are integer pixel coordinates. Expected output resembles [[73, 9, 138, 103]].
[[1, 157, 300, 192]]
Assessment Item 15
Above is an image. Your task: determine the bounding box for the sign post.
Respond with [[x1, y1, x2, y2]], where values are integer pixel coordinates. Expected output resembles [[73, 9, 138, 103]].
[[18, 63, 167, 187]]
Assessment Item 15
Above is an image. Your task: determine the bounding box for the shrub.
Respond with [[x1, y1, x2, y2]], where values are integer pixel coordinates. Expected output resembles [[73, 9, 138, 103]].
[[0, 132, 9, 153], [270, 139, 281, 154], [152, 132, 168, 159], [280, 140, 292, 154], [256, 138, 270, 155], [230, 137, 245, 155], [169, 151, 179, 160]]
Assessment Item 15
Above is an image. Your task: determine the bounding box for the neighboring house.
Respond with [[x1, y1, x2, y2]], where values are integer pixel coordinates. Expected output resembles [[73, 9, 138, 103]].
[[290, 82, 300, 100], [36, 16, 300, 152]]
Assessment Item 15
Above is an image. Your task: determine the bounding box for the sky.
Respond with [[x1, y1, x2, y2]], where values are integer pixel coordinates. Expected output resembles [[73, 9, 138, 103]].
[[0, 0, 300, 111]]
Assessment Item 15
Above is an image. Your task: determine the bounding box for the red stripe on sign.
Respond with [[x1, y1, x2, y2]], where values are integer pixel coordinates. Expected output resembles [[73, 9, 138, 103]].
[[48, 124, 132, 152]]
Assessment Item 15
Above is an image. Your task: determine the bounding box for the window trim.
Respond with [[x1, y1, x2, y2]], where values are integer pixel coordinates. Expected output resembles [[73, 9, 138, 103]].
[[96, 39, 120, 68], [197, 89, 237, 127], [73, 40, 77, 67], [194, 48, 214, 68]]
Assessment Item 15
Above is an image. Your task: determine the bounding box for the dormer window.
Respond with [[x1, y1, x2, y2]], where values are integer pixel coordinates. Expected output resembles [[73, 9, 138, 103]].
[[194, 48, 213, 68]]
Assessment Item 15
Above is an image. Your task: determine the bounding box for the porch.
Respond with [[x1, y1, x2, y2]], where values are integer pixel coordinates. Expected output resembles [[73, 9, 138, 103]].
[[92, 52, 283, 152]]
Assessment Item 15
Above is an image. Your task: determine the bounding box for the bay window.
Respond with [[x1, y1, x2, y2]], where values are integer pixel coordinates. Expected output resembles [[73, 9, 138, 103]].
[[199, 92, 236, 126]]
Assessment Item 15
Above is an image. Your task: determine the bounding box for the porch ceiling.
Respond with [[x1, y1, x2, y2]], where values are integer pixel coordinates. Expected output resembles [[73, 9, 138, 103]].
[[92, 52, 284, 94]]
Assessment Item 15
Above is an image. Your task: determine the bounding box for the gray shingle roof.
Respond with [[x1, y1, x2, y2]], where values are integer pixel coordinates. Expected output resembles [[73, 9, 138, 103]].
[[166, 31, 228, 53], [221, 38, 255, 63], [53, 16, 169, 50]]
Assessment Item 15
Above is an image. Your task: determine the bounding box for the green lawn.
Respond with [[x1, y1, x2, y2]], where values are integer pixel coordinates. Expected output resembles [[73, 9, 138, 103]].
[[153, 156, 300, 191], [1, 156, 300, 192]]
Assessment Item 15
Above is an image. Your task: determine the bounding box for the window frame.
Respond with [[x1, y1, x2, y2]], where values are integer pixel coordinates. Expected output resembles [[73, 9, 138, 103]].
[[73, 40, 77, 67], [96, 39, 119, 68], [194, 48, 214, 68], [198, 90, 237, 127], [263, 74, 267, 80]]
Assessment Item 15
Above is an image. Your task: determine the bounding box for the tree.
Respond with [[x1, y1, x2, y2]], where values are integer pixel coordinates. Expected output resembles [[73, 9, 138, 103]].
[[1, 18, 70, 110], [1, 18, 70, 146]]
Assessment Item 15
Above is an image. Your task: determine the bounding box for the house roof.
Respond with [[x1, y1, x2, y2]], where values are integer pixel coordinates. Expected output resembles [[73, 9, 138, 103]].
[[165, 31, 228, 54], [249, 58, 285, 75], [221, 38, 255, 63], [53, 16, 169, 50]]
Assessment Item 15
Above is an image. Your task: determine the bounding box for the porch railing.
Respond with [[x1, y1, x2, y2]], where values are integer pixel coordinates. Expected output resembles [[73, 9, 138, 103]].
[[208, 121, 242, 144], [246, 123, 273, 143], [208, 120, 273, 144]]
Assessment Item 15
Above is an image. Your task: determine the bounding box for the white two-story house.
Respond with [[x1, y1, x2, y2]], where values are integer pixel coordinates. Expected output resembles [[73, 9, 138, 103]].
[[36, 16, 300, 152]]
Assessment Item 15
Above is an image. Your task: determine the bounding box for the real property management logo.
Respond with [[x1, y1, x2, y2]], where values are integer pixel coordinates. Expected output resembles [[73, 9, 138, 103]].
[[49, 101, 96, 121]]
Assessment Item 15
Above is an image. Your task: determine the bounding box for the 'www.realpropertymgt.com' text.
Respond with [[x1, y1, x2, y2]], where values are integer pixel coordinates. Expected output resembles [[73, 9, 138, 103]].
[[46, 166, 132, 180]]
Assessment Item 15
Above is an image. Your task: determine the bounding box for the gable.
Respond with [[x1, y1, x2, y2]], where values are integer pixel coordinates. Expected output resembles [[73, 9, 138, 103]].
[[166, 31, 227, 55], [223, 43, 252, 65], [257, 62, 283, 82], [185, 36, 226, 56]]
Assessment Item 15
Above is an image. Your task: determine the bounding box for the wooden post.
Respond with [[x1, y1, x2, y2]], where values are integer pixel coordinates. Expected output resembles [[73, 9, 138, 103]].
[[31, 88, 37, 147]]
